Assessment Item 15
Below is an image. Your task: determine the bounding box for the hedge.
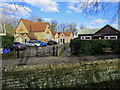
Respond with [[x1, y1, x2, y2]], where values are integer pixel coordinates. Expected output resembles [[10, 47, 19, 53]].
[[2, 36, 14, 49], [70, 39, 120, 56]]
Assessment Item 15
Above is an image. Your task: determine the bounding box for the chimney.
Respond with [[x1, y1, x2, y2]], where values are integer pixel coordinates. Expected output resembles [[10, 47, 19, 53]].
[[37, 19, 42, 23]]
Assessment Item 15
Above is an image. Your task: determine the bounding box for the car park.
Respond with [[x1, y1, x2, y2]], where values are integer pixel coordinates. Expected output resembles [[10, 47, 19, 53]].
[[10, 42, 27, 51], [35, 40, 47, 46], [26, 41, 41, 47], [47, 40, 57, 45]]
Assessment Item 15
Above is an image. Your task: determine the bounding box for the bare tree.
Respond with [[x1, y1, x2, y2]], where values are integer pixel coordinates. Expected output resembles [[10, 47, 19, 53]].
[[72, 1, 118, 23], [59, 23, 67, 32], [79, 25, 86, 29], [0, 4, 18, 35], [27, 14, 39, 22], [50, 20, 58, 32], [66, 23, 77, 34]]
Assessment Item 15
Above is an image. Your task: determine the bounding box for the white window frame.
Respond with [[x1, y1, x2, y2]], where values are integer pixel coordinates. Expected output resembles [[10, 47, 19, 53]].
[[81, 36, 92, 40], [104, 36, 117, 40]]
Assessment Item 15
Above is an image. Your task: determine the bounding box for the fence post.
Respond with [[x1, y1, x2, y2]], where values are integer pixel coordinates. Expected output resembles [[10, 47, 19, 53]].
[[56, 46, 58, 56], [17, 47, 19, 58], [35, 46, 38, 56], [53, 46, 55, 56]]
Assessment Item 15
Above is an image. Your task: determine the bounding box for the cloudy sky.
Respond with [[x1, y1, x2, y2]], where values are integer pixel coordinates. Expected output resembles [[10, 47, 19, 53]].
[[0, 0, 119, 29]]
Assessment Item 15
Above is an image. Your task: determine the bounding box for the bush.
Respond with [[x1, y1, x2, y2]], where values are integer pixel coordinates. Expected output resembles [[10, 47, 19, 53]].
[[2, 36, 14, 49], [70, 39, 120, 56]]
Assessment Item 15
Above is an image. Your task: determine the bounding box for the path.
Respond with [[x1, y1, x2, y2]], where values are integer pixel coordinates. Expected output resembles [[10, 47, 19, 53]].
[[2, 48, 120, 67]]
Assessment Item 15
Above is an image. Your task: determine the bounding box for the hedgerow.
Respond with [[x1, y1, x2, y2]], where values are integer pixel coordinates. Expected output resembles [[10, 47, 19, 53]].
[[2, 36, 14, 49], [70, 39, 120, 56]]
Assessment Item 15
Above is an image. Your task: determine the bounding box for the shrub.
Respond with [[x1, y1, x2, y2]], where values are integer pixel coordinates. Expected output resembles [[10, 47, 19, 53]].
[[70, 39, 120, 56], [2, 36, 14, 49]]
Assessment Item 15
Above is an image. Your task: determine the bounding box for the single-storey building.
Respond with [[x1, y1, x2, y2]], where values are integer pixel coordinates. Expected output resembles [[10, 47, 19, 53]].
[[54, 32, 73, 44], [77, 24, 120, 40], [14, 18, 53, 44]]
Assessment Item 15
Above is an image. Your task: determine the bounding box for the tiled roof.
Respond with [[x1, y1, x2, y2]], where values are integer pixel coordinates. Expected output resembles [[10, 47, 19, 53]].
[[55, 32, 72, 37], [21, 33, 37, 40], [16, 18, 50, 32], [62, 32, 72, 36], [26, 33, 37, 40]]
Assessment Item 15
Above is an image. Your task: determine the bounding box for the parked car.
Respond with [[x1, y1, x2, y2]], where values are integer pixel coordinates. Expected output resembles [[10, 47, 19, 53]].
[[47, 40, 57, 45], [26, 41, 41, 47], [10, 42, 27, 51], [35, 40, 47, 46]]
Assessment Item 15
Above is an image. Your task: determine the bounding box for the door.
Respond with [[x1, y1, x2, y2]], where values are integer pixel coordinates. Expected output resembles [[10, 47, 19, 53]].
[[63, 39, 65, 44], [60, 39, 62, 44]]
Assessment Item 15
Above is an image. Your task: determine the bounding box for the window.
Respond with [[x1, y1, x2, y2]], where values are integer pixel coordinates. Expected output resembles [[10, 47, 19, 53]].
[[85, 37, 91, 39], [67, 39, 69, 42], [81, 37, 84, 39], [104, 36, 117, 39], [46, 33, 49, 41], [81, 36, 91, 40]]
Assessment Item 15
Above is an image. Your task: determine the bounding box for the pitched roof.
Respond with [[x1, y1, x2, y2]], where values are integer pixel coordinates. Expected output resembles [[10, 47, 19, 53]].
[[15, 18, 50, 33], [21, 33, 37, 40], [77, 24, 120, 36], [52, 32, 58, 35], [62, 32, 72, 36], [77, 29, 99, 35], [26, 33, 37, 40], [95, 24, 120, 34]]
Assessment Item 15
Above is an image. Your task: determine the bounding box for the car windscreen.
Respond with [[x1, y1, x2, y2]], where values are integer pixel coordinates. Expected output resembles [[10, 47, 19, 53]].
[[29, 41, 34, 43]]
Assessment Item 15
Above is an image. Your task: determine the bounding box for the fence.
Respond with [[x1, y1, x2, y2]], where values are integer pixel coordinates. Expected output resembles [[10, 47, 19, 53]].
[[17, 43, 70, 58]]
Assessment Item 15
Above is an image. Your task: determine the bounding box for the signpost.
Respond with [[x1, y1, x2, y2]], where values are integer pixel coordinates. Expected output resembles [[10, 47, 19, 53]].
[[3, 49, 10, 54]]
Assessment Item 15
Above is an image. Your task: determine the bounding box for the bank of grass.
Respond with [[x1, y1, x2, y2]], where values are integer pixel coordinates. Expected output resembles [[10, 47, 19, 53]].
[[2, 59, 120, 88]]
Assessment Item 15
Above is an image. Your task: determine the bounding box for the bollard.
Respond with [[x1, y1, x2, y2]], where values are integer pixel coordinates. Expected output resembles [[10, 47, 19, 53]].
[[17, 47, 19, 58]]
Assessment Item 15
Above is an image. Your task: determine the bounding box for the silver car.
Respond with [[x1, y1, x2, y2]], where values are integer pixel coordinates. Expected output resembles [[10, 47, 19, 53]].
[[26, 41, 41, 47]]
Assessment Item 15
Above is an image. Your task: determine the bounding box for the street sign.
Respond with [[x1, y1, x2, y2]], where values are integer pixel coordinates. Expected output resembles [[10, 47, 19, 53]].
[[55, 47, 57, 50], [3, 49, 10, 53]]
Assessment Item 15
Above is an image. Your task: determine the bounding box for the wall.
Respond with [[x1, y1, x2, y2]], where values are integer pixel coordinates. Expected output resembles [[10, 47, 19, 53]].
[[34, 32, 46, 42], [2, 59, 120, 88]]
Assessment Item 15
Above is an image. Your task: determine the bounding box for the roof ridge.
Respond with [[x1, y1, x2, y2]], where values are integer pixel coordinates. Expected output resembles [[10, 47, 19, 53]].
[[21, 18, 36, 23]]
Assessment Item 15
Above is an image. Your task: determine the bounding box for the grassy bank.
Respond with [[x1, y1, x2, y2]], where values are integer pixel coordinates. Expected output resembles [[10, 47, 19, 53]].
[[2, 59, 120, 88]]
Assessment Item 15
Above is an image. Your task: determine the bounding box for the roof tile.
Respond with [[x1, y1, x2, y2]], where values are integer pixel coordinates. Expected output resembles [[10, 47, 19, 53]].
[[21, 18, 49, 32]]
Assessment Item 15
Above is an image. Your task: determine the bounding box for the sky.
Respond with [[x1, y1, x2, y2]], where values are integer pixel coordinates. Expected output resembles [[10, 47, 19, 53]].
[[0, 0, 120, 30]]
